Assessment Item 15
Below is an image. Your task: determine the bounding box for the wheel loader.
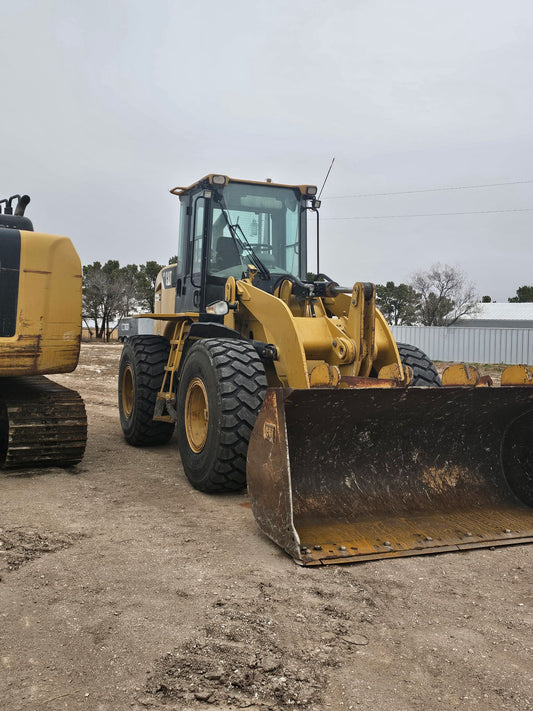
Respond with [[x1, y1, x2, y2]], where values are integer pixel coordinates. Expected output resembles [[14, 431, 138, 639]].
[[0, 194, 87, 469], [118, 174, 533, 565]]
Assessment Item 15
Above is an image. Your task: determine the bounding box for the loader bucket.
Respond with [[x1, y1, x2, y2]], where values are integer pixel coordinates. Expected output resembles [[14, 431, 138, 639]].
[[247, 387, 533, 565]]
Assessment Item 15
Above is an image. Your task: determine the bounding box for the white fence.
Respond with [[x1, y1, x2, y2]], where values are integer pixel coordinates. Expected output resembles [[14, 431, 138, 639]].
[[391, 326, 533, 365]]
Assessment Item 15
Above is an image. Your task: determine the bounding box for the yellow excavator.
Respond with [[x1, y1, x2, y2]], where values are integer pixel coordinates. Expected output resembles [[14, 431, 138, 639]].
[[118, 174, 533, 565], [0, 194, 86, 469]]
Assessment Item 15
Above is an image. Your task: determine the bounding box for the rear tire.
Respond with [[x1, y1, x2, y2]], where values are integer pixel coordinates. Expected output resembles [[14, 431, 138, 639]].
[[118, 336, 175, 446], [176, 338, 267, 492], [397, 342, 441, 387]]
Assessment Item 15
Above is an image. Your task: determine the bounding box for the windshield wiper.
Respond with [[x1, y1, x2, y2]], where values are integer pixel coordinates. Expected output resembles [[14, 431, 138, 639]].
[[232, 222, 272, 281], [215, 195, 271, 281]]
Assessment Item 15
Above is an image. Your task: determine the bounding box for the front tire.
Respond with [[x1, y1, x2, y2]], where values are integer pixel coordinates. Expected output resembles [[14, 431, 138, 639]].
[[397, 342, 441, 386], [118, 336, 175, 446], [176, 339, 267, 492]]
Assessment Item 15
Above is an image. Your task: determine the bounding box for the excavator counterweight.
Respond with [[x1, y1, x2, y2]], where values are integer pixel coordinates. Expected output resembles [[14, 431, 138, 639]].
[[0, 195, 87, 470]]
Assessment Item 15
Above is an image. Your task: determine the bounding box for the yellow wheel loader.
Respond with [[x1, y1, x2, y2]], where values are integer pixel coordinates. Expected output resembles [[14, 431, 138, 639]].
[[0, 195, 86, 469], [118, 174, 533, 565]]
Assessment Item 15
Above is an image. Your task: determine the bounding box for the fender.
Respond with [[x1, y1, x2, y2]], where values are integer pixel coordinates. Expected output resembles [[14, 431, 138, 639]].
[[180, 322, 276, 378]]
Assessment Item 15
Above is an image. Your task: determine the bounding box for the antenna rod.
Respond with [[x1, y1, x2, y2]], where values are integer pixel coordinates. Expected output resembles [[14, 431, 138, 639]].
[[318, 156, 335, 199], [316, 210, 320, 275]]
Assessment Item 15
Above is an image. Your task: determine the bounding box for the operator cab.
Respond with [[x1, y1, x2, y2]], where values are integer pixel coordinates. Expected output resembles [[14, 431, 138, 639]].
[[169, 175, 316, 314]]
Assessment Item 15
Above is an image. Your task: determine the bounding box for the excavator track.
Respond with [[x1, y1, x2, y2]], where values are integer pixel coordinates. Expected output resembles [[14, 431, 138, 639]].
[[0, 376, 87, 470]]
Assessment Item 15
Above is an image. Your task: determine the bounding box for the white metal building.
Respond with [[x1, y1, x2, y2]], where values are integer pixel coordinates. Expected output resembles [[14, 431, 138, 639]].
[[457, 302, 533, 329]]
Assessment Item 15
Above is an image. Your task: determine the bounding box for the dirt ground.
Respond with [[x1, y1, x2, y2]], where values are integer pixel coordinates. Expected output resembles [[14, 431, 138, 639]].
[[0, 344, 531, 711]]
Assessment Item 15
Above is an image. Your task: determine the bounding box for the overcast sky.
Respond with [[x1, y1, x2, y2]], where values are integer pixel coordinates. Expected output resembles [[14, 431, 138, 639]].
[[1, 0, 532, 302]]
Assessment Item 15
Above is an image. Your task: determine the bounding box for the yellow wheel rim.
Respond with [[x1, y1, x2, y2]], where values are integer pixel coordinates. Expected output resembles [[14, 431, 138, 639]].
[[122, 365, 135, 418], [185, 377, 209, 453]]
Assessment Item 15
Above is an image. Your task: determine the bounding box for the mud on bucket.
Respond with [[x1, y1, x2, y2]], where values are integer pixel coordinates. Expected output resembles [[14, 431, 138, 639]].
[[247, 387, 533, 565]]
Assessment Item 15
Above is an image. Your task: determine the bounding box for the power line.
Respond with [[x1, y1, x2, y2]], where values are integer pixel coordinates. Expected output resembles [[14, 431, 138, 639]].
[[325, 179, 533, 200], [322, 207, 533, 221]]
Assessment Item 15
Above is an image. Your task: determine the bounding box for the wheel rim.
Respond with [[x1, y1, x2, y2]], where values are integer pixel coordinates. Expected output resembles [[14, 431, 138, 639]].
[[121, 365, 135, 418], [185, 377, 209, 453]]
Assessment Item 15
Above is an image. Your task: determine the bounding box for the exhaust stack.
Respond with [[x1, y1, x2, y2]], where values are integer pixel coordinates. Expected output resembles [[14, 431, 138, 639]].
[[0, 195, 33, 230]]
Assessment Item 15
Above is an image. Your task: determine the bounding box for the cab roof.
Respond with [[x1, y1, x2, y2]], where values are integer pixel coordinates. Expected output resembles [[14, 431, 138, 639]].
[[169, 174, 317, 197]]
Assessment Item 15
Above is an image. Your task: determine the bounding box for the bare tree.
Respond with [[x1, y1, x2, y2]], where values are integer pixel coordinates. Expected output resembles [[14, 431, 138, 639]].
[[411, 263, 478, 326]]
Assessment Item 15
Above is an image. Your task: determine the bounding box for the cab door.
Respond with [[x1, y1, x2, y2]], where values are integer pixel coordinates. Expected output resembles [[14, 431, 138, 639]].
[[174, 191, 210, 314]]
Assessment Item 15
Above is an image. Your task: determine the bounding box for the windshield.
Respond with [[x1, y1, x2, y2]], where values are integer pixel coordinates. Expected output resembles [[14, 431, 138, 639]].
[[208, 182, 302, 282]]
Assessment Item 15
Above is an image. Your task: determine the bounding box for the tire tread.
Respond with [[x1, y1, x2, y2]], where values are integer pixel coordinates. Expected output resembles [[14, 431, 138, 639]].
[[396, 342, 441, 387], [119, 336, 175, 446], [178, 339, 267, 492]]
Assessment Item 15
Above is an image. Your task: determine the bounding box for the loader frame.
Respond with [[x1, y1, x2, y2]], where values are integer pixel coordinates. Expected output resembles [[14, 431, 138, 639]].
[[120, 174, 533, 566]]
